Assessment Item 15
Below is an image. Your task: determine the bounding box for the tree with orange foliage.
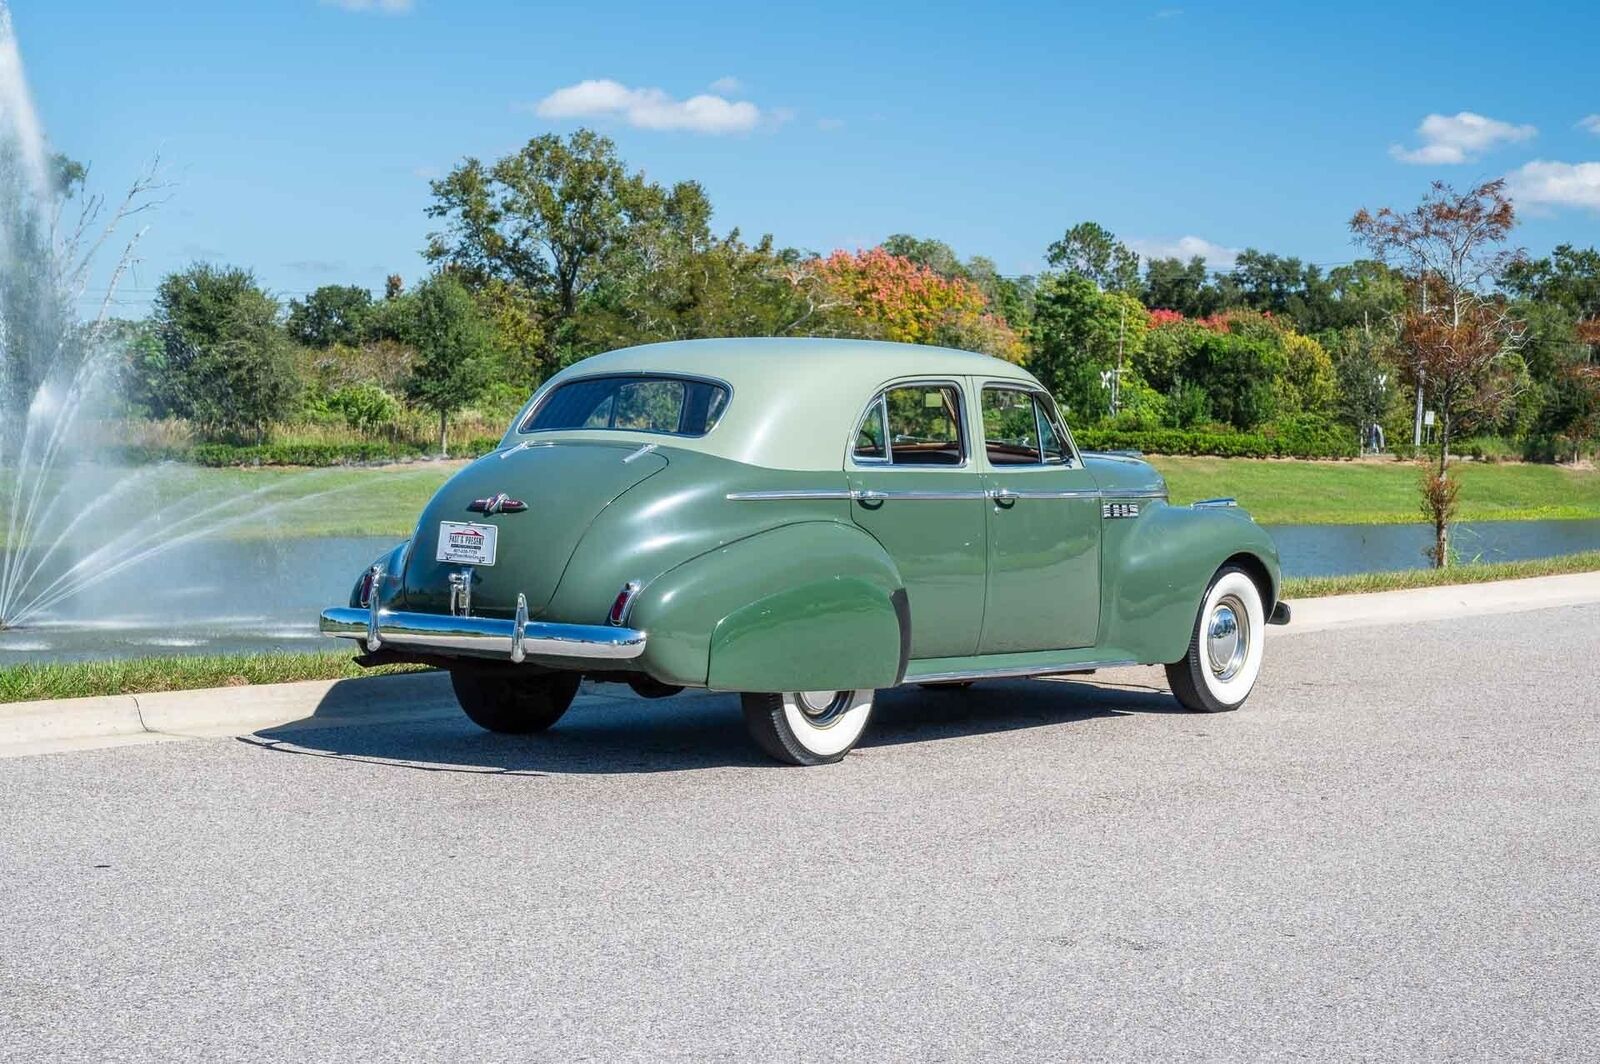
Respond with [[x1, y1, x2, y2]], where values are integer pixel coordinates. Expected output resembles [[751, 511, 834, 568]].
[[810, 248, 1024, 362], [1351, 180, 1526, 566]]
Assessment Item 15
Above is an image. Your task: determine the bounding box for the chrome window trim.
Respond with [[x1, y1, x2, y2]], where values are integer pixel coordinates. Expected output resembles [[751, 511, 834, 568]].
[[978, 381, 1083, 471], [849, 393, 892, 465], [515, 371, 735, 439], [845, 379, 972, 473]]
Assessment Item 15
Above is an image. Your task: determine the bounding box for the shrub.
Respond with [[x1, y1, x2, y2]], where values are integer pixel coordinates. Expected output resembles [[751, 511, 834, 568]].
[[1074, 424, 1357, 460], [326, 383, 401, 435]]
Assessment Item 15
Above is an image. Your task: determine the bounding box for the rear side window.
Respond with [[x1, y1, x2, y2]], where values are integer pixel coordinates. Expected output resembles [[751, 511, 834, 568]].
[[523, 375, 729, 437], [852, 383, 965, 466], [982, 386, 1071, 465]]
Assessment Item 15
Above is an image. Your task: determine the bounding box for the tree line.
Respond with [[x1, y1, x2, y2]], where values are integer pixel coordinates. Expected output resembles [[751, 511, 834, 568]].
[[121, 130, 1598, 470]]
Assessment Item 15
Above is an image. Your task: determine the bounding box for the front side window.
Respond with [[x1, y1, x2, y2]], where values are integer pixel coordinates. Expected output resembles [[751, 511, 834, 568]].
[[982, 386, 1071, 466], [522, 375, 729, 437]]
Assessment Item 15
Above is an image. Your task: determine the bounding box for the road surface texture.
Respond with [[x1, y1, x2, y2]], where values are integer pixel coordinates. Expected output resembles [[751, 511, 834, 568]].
[[3, 605, 1597, 1062]]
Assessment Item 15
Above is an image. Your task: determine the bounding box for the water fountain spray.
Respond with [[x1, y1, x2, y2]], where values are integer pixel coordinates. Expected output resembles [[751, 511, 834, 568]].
[[0, 1, 158, 629]]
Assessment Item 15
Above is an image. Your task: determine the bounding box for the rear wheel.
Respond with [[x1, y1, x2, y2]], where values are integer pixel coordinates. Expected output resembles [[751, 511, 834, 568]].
[[1165, 566, 1266, 713], [741, 689, 875, 766], [451, 670, 581, 734]]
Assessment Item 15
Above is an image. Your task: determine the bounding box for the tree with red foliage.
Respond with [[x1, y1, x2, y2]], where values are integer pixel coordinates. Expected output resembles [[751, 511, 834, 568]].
[[1351, 180, 1526, 566]]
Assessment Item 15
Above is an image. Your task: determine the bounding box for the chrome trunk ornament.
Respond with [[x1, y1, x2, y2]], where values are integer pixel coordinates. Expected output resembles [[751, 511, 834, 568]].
[[467, 493, 527, 515]]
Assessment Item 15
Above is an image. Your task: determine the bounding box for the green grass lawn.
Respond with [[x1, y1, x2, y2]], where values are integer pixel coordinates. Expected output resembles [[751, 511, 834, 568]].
[[5, 455, 1599, 547], [1153, 457, 1600, 525], [0, 650, 428, 704]]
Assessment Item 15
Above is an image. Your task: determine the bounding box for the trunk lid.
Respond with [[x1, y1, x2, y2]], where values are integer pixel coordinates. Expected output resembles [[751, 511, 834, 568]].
[[401, 442, 667, 617]]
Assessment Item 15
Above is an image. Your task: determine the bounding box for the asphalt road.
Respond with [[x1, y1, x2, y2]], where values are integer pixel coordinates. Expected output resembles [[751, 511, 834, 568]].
[[3, 606, 1598, 1062]]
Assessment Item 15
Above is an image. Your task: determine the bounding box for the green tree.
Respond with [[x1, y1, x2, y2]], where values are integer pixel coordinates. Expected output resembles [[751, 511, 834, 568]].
[[150, 264, 297, 441], [1046, 221, 1140, 293], [286, 285, 375, 348], [404, 273, 494, 455], [1329, 327, 1400, 445], [424, 129, 666, 328], [1028, 273, 1148, 419], [1181, 330, 1284, 430], [1142, 256, 1224, 317]]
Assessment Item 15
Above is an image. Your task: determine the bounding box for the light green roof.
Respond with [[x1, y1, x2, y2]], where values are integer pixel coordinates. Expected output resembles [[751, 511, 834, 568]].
[[504, 338, 1042, 471]]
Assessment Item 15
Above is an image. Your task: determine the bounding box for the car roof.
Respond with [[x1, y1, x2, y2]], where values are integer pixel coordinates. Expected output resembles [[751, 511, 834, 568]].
[[506, 337, 1044, 471]]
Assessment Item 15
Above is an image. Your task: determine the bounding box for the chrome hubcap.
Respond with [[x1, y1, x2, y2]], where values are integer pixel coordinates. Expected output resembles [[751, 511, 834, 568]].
[[1205, 596, 1249, 681], [795, 690, 852, 727]]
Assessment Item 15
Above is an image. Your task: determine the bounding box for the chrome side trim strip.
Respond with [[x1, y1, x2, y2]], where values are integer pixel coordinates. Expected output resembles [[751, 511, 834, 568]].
[[909, 658, 1140, 684], [1191, 497, 1238, 508], [858, 489, 990, 501], [321, 607, 647, 661], [726, 489, 855, 501], [988, 488, 1101, 500], [1102, 489, 1168, 500]]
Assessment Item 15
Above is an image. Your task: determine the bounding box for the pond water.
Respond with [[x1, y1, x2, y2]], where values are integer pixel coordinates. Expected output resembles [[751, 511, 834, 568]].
[[1266, 518, 1600, 578], [2, 519, 1597, 664]]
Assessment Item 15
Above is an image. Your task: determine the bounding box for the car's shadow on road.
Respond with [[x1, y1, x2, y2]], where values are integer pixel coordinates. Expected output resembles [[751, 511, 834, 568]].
[[243, 671, 1180, 776]]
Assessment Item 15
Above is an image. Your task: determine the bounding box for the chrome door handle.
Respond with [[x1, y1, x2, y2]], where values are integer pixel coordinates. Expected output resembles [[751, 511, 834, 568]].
[[852, 489, 889, 504], [988, 488, 1020, 504]]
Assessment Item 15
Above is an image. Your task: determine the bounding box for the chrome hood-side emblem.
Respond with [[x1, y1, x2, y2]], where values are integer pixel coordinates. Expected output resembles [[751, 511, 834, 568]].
[[467, 493, 527, 515]]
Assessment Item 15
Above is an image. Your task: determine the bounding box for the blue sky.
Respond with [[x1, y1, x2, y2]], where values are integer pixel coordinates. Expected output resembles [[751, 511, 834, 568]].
[[12, 0, 1600, 314]]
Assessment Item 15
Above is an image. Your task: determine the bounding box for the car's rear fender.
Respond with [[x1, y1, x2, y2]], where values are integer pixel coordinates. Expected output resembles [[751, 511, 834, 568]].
[[627, 521, 907, 692]]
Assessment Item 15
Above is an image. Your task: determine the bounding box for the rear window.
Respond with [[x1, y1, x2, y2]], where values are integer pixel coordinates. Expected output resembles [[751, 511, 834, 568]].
[[521, 375, 729, 437]]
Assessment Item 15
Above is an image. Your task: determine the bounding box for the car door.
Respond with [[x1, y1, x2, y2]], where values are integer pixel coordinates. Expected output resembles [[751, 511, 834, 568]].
[[846, 380, 988, 660], [977, 383, 1102, 653]]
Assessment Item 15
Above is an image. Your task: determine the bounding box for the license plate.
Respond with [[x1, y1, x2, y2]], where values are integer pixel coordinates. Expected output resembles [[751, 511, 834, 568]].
[[437, 521, 498, 566]]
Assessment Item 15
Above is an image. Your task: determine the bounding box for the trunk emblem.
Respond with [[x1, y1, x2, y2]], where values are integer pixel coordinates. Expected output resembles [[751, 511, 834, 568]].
[[468, 493, 527, 515]]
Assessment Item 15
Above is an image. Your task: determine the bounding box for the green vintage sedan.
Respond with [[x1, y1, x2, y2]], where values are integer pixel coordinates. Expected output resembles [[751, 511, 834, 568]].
[[321, 338, 1289, 765]]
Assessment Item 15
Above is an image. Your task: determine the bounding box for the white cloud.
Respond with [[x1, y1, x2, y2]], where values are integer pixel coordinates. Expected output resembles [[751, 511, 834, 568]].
[[1579, 115, 1600, 135], [1127, 235, 1239, 267], [531, 78, 762, 134], [816, 117, 845, 132], [320, 0, 413, 12], [1389, 111, 1535, 165], [708, 76, 741, 94], [1505, 159, 1600, 212]]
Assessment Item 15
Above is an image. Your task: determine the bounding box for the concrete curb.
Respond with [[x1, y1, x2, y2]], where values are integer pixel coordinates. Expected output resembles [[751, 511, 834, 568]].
[[0, 671, 456, 758], [3, 571, 1598, 758]]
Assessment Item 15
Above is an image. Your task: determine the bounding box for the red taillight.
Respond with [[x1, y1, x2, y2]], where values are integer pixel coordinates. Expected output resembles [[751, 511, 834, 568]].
[[608, 581, 641, 626], [357, 570, 376, 607]]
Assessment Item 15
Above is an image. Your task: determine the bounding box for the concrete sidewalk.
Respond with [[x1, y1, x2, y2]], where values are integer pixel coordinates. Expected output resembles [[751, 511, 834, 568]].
[[4, 570, 1597, 758], [1284, 570, 1600, 633]]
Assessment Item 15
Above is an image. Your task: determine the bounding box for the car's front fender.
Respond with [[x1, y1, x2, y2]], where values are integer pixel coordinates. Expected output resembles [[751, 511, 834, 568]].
[[1099, 503, 1281, 664]]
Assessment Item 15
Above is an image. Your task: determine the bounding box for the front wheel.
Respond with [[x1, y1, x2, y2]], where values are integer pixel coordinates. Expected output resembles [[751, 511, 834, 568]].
[[1165, 566, 1267, 713], [451, 670, 581, 734], [741, 689, 875, 766]]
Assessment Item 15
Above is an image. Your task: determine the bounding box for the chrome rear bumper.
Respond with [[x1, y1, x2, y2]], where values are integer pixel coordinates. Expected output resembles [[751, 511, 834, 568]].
[[319, 601, 646, 664]]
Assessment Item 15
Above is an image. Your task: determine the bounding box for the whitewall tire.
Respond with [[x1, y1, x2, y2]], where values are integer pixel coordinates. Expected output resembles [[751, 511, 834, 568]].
[[1165, 566, 1267, 713], [740, 689, 875, 766]]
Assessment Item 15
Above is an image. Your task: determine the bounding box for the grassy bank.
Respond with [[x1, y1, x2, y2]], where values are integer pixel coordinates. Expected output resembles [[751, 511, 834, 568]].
[[169, 454, 1600, 533], [1154, 456, 1600, 525], [1280, 550, 1600, 598], [5, 454, 1599, 548], [0, 650, 427, 705]]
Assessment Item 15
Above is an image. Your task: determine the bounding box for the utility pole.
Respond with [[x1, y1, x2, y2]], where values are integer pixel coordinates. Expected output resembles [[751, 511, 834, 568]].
[[1413, 276, 1427, 446]]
